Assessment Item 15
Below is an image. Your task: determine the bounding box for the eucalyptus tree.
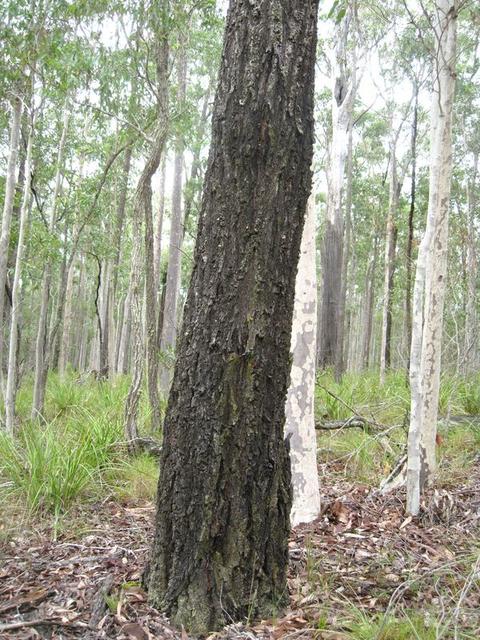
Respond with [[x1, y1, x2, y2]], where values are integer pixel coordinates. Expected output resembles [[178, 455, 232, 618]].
[[407, 0, 459, 515], [146, 0, 319, 631], [285, 195, 321, 526], [318, 1, 357, 378]]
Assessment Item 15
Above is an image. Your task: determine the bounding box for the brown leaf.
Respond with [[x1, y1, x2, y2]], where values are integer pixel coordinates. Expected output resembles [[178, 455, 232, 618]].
[[121, 622, 149, 640], [331, 500, 352, 524], [0, 587, 49, 613]]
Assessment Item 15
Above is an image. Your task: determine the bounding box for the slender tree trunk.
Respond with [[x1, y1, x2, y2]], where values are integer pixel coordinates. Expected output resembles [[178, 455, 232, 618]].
[[380, 142, 400, 384], [73, 255, 87, 371], [0, 97, 22, 397], [182, 87, 211, 239], [405, 87, 418, 374], [339, 123, 354, 377], [407, 0, 458, 515], [154, 154, 166, 290], [124, 15, 169, 441], [285, 195, 320, 526], [117, 288, 132, 375], [5, 107, 34, 433], [463, 153, 478, 373], [361, 235, 379, 370], [32, 105, 69, 418], [159, 44, 187, 396], [58, 250, 77, 376], [319, 11, 354, 375], [146, 1, 319, 631]]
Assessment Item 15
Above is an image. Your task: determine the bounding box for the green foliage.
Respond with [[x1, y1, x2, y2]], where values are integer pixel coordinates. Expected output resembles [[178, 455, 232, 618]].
[[0, 416, 112, 515], [345, 607, 437, 640], [107, 454, 159, 502], [0, 374, 156, 516]]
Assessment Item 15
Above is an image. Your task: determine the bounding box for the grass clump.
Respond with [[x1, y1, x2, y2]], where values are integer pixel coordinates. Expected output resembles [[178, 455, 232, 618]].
[[345, 608, 437, 640], [106, 454, 159, 502], [0, 410, 122, 516]]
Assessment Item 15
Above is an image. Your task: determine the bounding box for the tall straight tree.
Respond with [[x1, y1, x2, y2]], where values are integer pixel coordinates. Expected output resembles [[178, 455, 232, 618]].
[[124, 0, 169, 441], [318, 6, 355, 378], [32, 105, 70, 418], [159, 40, 187, 396], [0, 97, 22, 399], [5, 96, 35, 433], [146, 0, 319, 632], [407, 0, 458, 515]]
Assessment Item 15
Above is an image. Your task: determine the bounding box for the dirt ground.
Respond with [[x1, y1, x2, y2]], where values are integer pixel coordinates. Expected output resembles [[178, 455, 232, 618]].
[[1, 460, 479, 640]]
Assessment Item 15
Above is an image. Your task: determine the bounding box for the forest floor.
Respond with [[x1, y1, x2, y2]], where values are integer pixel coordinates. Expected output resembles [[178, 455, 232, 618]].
[[1, 373, 480, 639], [1, 454, 479, 639]]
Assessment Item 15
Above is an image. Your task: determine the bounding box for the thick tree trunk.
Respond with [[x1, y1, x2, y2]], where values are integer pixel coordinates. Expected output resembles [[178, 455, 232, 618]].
[[285, 196, 320, 526], [407, 0, 457, 515], [159, 44, 187, 396], [0, 98, 22, 396], [5, 109, 34, 433], [146, 0, 319, 632]]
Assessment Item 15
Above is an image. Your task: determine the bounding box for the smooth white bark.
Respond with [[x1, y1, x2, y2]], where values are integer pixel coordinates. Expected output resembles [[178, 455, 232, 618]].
[[285, 196, 320, 526], [0, 98, 22, 399], [407, 0, 457, 515], [5, 109, 34, 433]]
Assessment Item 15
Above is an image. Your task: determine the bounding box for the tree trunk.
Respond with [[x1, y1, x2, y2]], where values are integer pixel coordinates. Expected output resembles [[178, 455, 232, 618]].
[[361, 235, 378, 370], [463, 153, 478, 373], [407, 0, 457, 516], [285, 195, 320, 526], [318, 10, 354, 375], [159, 43, 187, 396], [5, 106, 34, 433], [146, 0, 319, 632], [32, 105, 70, 419], [124, 15, 169, 441], [58, 249, 77, 376], [154, 154, 166, 290], [405, 87, 418, 374], [117, 288, 132, 375], [0, 97, 22, 396], [380, 144, 400, 384]]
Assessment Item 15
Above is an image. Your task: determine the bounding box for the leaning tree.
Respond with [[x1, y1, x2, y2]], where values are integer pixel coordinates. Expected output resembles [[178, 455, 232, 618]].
[[145, 0, 319, 632]]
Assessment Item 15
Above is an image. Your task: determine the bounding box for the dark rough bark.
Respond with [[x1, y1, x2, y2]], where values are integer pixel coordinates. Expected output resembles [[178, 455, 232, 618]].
[[146, 0, 319, 633]]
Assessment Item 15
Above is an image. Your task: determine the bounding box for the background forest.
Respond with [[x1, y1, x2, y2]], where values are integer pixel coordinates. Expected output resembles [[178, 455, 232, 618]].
[[1, 0, 479, 639]]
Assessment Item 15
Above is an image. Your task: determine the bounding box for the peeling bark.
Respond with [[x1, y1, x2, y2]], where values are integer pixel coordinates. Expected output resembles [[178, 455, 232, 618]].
[[285, 196, 320, 526], [407, 0, 458, 515]]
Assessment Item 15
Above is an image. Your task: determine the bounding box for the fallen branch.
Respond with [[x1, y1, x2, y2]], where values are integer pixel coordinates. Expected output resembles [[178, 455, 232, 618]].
[[89, 574, 114, 628], [316, 417, 368, 431], [0, 619, 88, 632], [129, 437, 162, 458], [317, 384, 382, 430]]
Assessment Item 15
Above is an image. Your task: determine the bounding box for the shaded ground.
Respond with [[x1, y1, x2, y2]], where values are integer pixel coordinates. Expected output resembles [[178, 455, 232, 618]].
[[1, 459, 479, 640]]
